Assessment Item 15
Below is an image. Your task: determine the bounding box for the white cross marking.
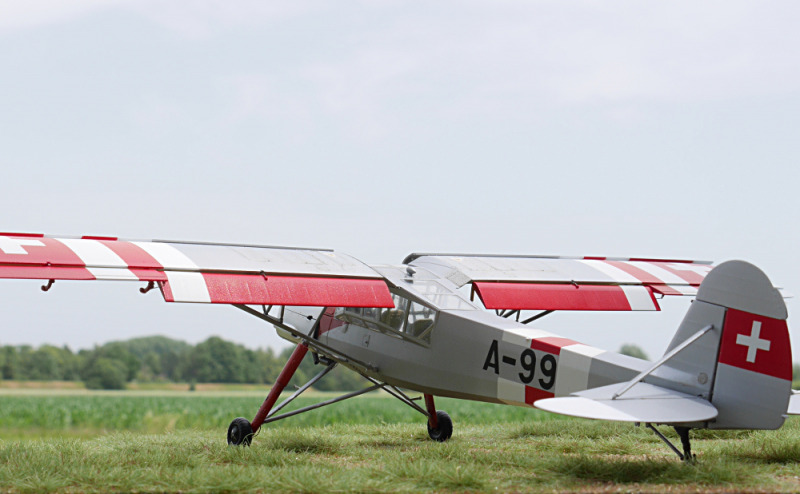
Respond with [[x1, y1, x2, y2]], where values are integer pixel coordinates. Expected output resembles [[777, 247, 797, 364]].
[[0, 236, 44, 255], [736, 321, 771, 363]]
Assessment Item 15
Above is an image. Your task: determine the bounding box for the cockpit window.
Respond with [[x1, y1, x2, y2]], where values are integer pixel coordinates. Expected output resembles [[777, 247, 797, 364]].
[[337, 292, 436, 345], [406, 300, 435, 339]]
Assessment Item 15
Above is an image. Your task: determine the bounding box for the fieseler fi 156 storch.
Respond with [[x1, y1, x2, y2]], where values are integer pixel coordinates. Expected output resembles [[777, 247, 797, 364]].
[[0, 232, 797, 461]]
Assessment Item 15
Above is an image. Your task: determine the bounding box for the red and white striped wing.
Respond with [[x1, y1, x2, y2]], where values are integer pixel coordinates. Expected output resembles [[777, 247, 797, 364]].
[[408, 254, 713, 312], [0, 233, 393, 308]]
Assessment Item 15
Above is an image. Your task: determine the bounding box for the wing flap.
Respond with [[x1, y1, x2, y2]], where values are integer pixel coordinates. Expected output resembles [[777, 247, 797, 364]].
[[473, 282, 659, 311], [535, 382, 718, 423], [163, 273, 393, 307]]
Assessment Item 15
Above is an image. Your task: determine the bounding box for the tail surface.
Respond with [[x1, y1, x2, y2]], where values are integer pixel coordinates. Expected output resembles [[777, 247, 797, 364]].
[[669, 260, 791, 429], [537, 260, 792, 430]]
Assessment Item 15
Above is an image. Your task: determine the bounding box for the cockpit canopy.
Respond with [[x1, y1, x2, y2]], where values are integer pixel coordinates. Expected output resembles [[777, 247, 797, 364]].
[[336, 291, 436, 344]]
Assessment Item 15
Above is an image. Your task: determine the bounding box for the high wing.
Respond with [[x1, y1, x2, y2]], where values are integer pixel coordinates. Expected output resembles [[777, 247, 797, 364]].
[[0, 233, 713, 312], [406, 253, 713, 312], [0, 233, 393, 308]]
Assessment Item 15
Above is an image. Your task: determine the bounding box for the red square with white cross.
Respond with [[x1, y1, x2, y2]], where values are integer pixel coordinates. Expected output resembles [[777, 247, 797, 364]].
[[717, 308, 791, 381]]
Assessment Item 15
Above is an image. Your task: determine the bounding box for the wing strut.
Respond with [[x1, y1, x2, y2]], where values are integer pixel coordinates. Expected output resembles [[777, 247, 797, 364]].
[[612, 324, 714, 400], [494, 308, 555, 324]]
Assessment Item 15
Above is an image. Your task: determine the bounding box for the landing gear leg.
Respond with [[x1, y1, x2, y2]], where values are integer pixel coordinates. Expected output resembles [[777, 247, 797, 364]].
[[674, 426, 695, 463], [227, 343, 309, 446], [646, 423, 695, 462], [424, 394, 453, 442]]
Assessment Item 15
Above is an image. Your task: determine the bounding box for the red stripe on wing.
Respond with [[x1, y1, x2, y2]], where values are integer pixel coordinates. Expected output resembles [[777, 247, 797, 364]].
[[0, 237, 85, 266], [0, 232, 44, 238], [82, 236, 118, 241], [652, 262, 706, 285], [100, 240, 167, 282], [649, 284, 684, 296], [474, 282, 635, 311], [0, 237, 94, 279], [0, 266, 94, 280], [604, 260, 663, 284], [201, 273, 394, 307]]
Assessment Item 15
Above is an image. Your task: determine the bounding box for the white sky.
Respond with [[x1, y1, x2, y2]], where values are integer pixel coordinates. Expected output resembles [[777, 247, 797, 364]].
[[0, 0, 798, 360]]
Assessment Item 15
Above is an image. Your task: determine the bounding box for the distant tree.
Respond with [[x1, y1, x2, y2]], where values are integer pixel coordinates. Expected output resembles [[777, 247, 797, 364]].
[[160, 349, 182, 381], [180, 337, 251, 383], [14, 346, 34, 380], [95, 343, 140, 381], [139, 352, 162, 381], [0, 334, 372, 390], [82, 357, 127, 390], [17, 345, 76, 381], [1, 346, 17, 379], [619, 344, 649, 361], [122, 335, 191, 361], [78, 342, 139, 388], [88, 336, 191, 382], [60, 345, 81, 380], [255, 347, 283, 384]]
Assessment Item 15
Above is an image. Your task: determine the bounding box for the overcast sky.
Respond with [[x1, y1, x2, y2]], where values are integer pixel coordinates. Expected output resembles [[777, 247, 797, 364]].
[[1, 1, 798, 360]]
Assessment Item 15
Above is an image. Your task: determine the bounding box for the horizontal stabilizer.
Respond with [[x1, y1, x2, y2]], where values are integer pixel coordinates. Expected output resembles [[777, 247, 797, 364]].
[[535, 382, 718, 424]]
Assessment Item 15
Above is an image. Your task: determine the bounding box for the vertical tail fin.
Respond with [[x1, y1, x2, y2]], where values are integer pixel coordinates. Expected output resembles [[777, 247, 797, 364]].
[[655, 260, 791, 429]]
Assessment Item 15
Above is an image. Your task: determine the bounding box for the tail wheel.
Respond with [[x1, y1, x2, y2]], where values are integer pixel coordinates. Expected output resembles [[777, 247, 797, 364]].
[[227, 417, 254, 446], [427, 410, 453, 442]]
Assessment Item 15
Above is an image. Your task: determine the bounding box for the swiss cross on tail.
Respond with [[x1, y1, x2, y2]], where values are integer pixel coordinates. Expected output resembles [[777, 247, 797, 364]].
[[717, 308, 792, 381]]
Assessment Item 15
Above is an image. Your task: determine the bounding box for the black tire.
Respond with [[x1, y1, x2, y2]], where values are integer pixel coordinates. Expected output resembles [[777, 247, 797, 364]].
[[227, 417, 254, 446], [427, 410, 453, 442]]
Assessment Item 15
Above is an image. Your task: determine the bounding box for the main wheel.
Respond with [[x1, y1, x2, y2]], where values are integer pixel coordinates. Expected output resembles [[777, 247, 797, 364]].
[[427, 410, 453, 442], [227, 417, 254, 446]]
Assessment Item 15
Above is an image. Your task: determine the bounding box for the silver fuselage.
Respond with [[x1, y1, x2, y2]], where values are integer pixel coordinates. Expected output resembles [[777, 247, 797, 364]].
[[279, 263, 648, 408]]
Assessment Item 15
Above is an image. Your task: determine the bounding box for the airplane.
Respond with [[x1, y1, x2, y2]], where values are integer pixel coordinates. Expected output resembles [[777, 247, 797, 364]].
[[0, 232, 796, 461]]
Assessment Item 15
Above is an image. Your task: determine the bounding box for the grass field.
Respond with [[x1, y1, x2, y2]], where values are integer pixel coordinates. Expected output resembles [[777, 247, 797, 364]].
[[1, 387, 800, 492]]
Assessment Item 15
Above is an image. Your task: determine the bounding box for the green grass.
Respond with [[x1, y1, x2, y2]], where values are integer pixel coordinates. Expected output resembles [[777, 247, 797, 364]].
[[0, 391, 561, 437], [1, 390, 800, 492]]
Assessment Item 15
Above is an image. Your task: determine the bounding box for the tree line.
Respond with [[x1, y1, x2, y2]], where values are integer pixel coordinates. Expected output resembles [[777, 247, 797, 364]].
[[6, 339, 800, 391], [0, 335, 365, 391]]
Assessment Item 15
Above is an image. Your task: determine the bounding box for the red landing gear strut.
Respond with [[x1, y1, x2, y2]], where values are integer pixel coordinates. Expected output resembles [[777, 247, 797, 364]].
[[227, 343, 309, 446]]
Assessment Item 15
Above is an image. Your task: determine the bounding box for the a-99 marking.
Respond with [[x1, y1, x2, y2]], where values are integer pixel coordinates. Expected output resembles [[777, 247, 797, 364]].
[[483, 340, 557, 390]]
